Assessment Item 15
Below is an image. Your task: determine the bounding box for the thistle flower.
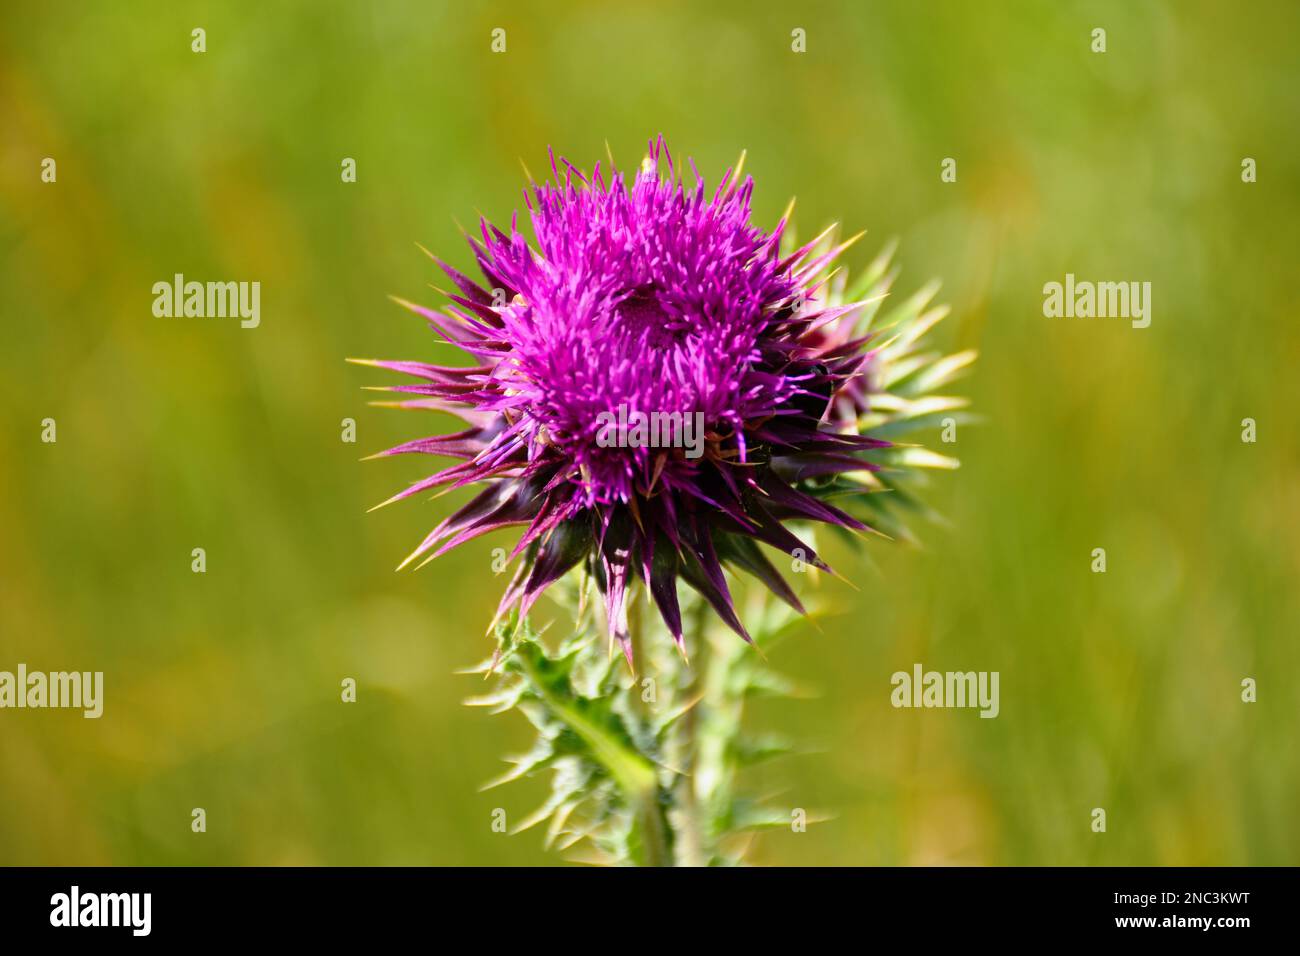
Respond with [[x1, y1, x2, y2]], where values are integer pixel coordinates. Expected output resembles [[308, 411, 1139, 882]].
[[356, 137, 954, 663]]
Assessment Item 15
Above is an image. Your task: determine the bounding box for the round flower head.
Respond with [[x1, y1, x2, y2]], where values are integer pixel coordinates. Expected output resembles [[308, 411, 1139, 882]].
[[358, 137, 908, 664]]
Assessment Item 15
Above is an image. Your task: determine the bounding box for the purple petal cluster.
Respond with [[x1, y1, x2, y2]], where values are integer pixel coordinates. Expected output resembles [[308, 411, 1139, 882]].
[[361, 137, 886, 662]]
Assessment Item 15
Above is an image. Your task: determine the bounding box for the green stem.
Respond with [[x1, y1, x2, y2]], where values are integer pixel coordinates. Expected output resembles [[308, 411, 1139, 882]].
[[677, 597, 714, 866], [635, 787, 672, 868], [628, 591, 674, 867]]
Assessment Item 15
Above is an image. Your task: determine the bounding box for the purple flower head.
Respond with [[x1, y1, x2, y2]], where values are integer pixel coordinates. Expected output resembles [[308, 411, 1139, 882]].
[[358, 137, 889, 663]]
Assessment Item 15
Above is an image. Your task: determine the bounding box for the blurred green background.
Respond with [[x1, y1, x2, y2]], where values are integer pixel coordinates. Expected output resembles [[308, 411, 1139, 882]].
[[2, 0, 1297, 865]]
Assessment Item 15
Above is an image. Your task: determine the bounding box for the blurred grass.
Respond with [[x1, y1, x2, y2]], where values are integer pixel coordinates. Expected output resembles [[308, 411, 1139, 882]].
[[0, 0, 1296, 865]]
